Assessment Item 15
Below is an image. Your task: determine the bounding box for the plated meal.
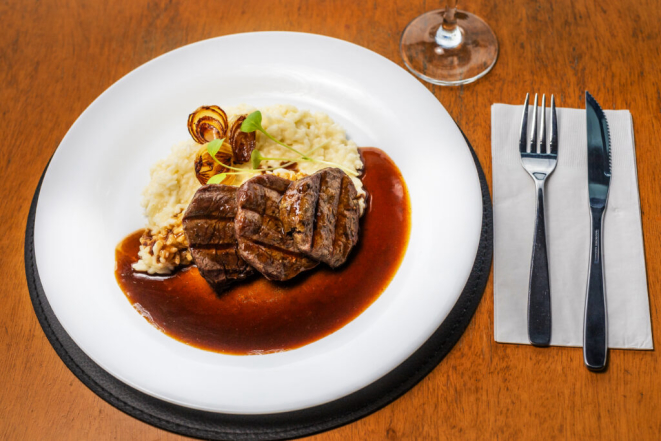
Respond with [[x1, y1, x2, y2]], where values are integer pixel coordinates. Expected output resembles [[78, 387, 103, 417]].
[[115, 103, 411, 355], [30, 32, 485, 420]]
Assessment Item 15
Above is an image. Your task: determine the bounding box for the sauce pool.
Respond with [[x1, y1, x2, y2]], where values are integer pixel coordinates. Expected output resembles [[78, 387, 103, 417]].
[[115, 148, 410, 355]]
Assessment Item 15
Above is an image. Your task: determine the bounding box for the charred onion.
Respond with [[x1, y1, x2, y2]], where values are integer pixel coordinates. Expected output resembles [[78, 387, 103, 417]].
[[229, 115, 256, 163], [188, 106, 228, 144], [194, 144, 235, 186]]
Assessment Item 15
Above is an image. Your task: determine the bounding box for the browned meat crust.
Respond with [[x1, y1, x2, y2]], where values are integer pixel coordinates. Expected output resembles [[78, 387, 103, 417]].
[[280, 168, 359, 267], [186, 169, 361, 289], [182, 185, 254, 291], [235, 175, 318, 281]]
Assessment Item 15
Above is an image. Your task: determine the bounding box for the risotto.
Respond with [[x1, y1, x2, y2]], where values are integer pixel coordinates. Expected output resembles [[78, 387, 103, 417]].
[[132, 104, 365, 274]]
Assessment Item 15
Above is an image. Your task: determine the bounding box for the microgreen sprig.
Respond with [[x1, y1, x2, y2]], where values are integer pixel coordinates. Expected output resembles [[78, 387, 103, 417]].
[[206, 138, 224, 157], [207, 161, 301, 184], [204, 112, 359, 185], [250, 149, 297, 169], [204, 140, 297, 185], [241, 112, 358, 177], [241, 111, 308, 158], [207, 139, 298, 174], [206, 139, 248, 172], [206, 173, 227, 184]]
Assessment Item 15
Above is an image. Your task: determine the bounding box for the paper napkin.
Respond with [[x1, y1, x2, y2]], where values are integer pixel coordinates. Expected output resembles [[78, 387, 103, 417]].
[[491, 104, 652, 349]]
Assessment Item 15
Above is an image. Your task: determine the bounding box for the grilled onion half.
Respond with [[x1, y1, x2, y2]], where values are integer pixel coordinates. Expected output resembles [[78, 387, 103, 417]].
[[188, 106, 228, 144], [188, 106, 255, 165], [228, 115, 256, 163], [194, 143, 235, 186]]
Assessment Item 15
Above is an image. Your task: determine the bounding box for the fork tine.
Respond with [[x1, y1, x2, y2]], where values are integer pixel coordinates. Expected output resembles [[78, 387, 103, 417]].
[[519, 93, 530, 153], [550, 95, 558, 155], [529, 93, 538, 153], [539, 94, 547, 154]]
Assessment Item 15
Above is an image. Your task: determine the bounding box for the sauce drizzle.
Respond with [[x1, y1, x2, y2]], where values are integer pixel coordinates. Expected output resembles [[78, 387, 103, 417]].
[[115, 148, 410, 354]]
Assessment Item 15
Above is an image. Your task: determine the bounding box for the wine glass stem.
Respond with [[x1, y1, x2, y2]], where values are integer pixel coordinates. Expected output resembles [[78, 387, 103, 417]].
[[436, 0, 462, 49]]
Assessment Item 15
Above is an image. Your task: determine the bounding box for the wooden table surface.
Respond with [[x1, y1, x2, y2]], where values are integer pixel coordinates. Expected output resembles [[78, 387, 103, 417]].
[[2, 0, 660, 439]]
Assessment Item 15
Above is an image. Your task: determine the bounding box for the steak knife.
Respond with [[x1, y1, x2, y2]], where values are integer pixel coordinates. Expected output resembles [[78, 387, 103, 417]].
[[584, 91, 612, 371]]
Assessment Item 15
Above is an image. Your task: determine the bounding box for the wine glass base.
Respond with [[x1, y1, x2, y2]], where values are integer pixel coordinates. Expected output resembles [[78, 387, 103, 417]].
[[400, 10, 499, 86]]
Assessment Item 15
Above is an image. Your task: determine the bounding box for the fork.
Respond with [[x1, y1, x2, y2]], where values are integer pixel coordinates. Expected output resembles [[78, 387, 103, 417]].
[[519, 93, 558, 347]]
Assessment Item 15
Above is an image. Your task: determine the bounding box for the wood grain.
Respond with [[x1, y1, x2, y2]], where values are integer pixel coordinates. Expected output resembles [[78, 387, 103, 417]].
[[1, 0, 660, 439]]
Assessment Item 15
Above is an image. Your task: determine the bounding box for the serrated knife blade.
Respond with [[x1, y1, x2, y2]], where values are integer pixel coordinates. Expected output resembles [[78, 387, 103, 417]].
[[586, 92, 612, 204], [583, 91, 611, 371]]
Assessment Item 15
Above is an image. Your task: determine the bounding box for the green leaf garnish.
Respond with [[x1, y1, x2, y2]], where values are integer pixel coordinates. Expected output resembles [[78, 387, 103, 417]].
[[207, 173, 227, 184], [240, 112, 262, 133], [250, 149, 264, 169], [239, 112, 358, 177], [206, 138, 225, 159], [241, 111, 307, 157]]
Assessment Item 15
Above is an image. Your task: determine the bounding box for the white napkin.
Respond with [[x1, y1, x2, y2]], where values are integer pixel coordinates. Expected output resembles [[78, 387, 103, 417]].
[[491, 104, 652, 349]]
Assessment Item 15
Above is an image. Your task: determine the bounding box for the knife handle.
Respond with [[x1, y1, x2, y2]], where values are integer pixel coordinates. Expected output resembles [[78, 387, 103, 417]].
[[528, 182, 552, 346], [584, 207, 608, 370]]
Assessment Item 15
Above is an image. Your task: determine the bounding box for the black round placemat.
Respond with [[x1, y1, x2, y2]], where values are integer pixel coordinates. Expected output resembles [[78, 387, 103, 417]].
[[24, 133, 492, 441]]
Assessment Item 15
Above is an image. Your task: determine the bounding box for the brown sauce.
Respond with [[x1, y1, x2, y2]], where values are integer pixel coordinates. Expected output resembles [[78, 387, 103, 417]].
[[115, 148, 411, 355]]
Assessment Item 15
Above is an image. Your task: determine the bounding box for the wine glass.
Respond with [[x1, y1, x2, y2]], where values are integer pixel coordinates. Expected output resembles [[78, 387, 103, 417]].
[[400, 1, 499, 86]]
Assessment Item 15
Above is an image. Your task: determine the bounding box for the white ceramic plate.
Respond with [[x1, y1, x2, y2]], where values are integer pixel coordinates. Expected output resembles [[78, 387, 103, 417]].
[[34, 32, 482, 414]]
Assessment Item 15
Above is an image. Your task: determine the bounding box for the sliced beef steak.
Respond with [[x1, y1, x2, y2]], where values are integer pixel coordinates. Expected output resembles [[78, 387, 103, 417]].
[[279, 172, 323, 253], [280, 168, 360, 267], [235, 175, 318, 281], [328, 171, 360, 267], [182, 185, 254, 291]]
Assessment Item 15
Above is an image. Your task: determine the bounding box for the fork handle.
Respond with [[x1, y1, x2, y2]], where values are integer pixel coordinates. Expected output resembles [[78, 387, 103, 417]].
[[528, 181, 552, 346], [584, 207, 608, 371]]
